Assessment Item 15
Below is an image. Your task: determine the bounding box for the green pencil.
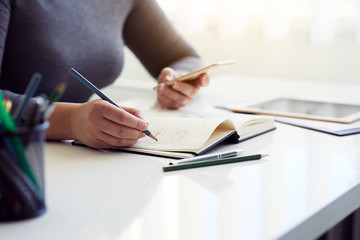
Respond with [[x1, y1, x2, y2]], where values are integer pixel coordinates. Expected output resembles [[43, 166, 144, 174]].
[[0, 92, 16, 132], [0, 91, 43, 197], [163, 154, 268, 172]]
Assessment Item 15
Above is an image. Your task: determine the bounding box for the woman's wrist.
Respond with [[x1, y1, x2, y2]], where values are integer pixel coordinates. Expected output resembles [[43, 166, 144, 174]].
[[46, 102, 81, 141]]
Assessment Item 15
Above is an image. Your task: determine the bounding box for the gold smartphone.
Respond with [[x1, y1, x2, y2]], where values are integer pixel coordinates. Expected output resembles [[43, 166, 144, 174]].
[[154, 60, 235, 89]]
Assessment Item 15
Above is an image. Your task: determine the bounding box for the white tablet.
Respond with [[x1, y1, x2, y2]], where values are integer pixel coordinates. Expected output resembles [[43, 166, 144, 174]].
[[225, 97, 360, 123]]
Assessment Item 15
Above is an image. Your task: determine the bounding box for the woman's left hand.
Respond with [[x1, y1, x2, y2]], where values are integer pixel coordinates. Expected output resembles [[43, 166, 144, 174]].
[[157, 67, 209, 109]]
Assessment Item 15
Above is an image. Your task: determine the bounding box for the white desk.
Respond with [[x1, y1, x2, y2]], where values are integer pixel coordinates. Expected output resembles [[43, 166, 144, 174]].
[[1, 76, 360, 240]]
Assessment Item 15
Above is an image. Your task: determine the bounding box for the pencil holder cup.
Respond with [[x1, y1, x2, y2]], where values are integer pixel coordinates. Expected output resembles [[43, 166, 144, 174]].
[[0, 121, 49, 221]]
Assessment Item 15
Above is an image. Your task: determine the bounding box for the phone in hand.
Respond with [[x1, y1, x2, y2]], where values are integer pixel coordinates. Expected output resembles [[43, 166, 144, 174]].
[[154, 60, 235, 89]]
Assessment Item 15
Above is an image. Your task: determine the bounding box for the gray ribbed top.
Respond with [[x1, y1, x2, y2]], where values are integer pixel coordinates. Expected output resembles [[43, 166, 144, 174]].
[[0, 0, 201, 102]]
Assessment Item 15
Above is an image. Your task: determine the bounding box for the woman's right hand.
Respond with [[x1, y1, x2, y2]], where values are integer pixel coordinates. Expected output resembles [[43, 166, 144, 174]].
[[47, 99, 149, 149], [72, 100, 149, 149]]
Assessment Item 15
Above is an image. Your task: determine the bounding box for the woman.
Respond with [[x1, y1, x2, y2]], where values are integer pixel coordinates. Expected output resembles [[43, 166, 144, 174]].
[[0, 0, 209, 148]]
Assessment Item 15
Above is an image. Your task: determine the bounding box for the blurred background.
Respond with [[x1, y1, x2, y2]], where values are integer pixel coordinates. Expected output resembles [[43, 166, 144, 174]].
[[120, 0, 360, 84]]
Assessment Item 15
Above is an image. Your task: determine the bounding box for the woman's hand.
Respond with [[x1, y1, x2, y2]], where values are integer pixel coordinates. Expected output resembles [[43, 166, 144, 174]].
[[157, 67, 209, 109], [72, 100, 148, 149], [47, 100, 148, 149]]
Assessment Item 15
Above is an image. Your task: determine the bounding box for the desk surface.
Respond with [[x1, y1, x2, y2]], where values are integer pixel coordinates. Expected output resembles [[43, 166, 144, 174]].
[[1, 76, 360, 240]]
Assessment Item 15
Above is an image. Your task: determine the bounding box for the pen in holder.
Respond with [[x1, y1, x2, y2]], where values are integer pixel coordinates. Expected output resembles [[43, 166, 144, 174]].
[[0, 121, 49, 221], [0, 74, 66, 221]]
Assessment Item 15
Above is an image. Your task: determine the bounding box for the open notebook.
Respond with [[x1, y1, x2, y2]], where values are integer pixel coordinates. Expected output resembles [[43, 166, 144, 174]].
[[74, 113, 275, 159]]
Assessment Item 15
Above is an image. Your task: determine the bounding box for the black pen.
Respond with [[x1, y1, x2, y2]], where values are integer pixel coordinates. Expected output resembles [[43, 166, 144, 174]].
[[169, 149, 244, 165]]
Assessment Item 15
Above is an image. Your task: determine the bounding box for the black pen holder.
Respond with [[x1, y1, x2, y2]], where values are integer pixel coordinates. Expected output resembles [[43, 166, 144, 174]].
[[0, 121, 49, 221]]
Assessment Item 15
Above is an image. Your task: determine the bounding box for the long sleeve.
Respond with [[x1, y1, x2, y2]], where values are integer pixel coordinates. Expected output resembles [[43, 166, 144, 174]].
[[123, 0, 203, 78], [0, 1, 44, 115], [0, 0, 11, 74], [0, 1, 22, 104]]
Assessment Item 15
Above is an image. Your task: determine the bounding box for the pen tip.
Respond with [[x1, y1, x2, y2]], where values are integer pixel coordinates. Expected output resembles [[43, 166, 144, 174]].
[[262, 154, 269, 158]]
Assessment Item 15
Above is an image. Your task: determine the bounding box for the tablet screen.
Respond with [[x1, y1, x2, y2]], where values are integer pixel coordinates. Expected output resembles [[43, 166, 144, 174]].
[[248, 98, 360, 119]]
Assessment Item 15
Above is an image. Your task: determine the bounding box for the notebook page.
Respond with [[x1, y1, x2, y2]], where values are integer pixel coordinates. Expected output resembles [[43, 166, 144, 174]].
[[131, 116, 227, 150]]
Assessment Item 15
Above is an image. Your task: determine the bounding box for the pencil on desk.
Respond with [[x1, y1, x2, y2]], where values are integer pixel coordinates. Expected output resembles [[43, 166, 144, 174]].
[[163, 154, 268, 172], [69, 68, 158, 141]]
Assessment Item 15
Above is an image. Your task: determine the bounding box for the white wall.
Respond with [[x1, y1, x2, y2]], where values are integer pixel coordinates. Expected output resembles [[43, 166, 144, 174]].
[[119, 0, 360, 84], [120, 32, 360, 84]]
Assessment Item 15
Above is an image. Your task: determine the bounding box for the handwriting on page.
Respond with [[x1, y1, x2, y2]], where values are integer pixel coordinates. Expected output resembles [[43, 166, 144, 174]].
[[149, 125, 189, 143], [131, 116, 223, 150]]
